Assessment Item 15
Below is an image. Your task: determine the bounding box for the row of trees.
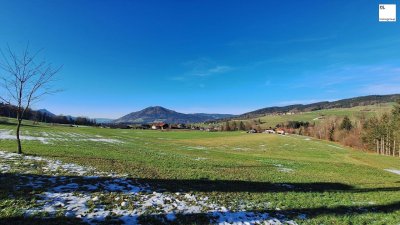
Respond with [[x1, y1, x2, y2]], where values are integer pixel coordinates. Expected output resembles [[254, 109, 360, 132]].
[[0, 103, 97, 126], [280, 101, 400, 157], [362, 100, 400, 157], [220, 119, 262, 131]]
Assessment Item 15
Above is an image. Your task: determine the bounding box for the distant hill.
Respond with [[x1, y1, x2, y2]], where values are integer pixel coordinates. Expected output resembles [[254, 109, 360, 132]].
[[94, 118, 114, 124], [114, 106, 235, 124], [239, 94, 400, 119], [37, 109, 56, 117]]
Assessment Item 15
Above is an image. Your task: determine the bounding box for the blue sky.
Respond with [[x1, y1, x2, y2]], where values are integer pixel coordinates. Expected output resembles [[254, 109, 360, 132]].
[[0, 0, 399, 118]]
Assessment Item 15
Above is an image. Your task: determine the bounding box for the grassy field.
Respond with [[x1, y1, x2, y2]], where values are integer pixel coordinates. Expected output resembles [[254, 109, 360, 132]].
[[216, 103, 394, 129], [0, 117, 400, 224]]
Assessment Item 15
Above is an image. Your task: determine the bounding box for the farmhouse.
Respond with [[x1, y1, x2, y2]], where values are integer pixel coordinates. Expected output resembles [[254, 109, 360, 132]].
[[264, 129, 275, 134], [128, 124, 151, 129], [170, 124, 187, 129], [151, 122, 169, 130], [276, 128, 285, 135]]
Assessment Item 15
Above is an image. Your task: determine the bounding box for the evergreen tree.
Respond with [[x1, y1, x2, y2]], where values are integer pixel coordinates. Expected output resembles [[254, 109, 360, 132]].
[[340, 116, 353, 131], [224, 121, 231, 131], [239, 121, 246, 131], [231, 121, 237, 131]]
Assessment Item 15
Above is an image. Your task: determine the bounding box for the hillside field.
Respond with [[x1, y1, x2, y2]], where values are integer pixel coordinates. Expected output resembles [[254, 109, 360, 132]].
[[0, 117, 399, 224], [258, 103, 393, 127]]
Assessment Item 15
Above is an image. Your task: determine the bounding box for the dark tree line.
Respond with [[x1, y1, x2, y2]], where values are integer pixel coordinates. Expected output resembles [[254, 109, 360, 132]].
[[221, 119, 262, 131], [362, 100, 400, 157], [0, 102, 97, 126], [280, 101, 400, 157]]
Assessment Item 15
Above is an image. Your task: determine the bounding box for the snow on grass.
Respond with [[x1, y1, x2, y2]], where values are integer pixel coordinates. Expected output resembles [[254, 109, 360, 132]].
[[85, 138, 124, 144], [194, 157, 208, 161], [187, 146, 207, 150], [0, 163, 11, 173], [384, 169, 400, 175], [0, 150, 299, 225], [327, 144, 343, 150], [0, 129, 123, 145], [274, 164, 294, 173], [0, 129, 50, 144]]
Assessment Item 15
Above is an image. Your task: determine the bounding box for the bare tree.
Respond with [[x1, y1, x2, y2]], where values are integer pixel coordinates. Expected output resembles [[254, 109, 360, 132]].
[[0, 44, 61, 154]]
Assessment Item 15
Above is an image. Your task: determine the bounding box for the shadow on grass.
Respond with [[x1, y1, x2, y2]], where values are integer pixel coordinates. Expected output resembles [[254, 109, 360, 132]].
[[0, 120, 40, 127], [136, 178, 400, 193], [1, 172, 400, 224], [1, 200, 400, 225], [1, 173, 400, 194], [0, 217, 86, 225]]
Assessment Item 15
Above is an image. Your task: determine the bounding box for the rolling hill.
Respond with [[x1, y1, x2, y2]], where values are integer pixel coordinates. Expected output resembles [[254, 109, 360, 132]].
[[238, 94, 400, 119], [113, 106, 234, 124]]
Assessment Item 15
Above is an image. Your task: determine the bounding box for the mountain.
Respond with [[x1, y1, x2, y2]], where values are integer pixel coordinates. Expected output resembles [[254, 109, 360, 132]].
[[94, 118, 114, 124], [113, 106, 235, 124], [37, 109, 56, 117], [239, 94, 400, 119]]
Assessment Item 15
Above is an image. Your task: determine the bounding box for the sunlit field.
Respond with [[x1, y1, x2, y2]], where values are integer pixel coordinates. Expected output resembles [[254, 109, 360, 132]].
[[1, 117, 399, 224]]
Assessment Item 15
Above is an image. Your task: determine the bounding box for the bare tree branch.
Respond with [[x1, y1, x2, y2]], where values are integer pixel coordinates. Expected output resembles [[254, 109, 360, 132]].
[[0, 44, 61, 154]]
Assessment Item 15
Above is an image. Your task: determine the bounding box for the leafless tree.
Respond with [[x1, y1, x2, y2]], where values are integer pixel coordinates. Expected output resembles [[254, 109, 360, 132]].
[[0, 44, 61, 154]]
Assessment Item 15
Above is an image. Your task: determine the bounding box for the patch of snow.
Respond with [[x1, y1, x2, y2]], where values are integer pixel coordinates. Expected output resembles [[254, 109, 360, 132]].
[[187, 146, 207, 150], [0, 150, 299, 225], [327, 144, 343, 149], [0, 130, 123, 145], [85, 138, 124, 144], [384, 169, 400, 175], [0, 129, 49, 144], [0, 163, 11, 173], [273, 164, 294, 173], [194, 157, 207, 161], [277, 168, 294, 173]]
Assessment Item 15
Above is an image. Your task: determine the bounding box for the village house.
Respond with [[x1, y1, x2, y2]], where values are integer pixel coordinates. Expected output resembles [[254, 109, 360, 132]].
[[263, 129, 275, 134], [169, 124, 187, 129], [151, 122, 169, 130], [275, 128, 285, 135]]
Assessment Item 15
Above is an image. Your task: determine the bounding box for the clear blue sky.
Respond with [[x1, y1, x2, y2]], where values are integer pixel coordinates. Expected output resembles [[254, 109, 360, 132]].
[[0, 0, 399, 118]]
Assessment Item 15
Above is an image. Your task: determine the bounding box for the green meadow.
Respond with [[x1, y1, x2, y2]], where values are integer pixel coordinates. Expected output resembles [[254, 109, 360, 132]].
[[231, 103, 394, 129], [0, 116, 399, 224]]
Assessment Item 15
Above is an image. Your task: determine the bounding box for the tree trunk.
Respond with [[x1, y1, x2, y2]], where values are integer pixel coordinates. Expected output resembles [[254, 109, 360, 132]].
[[15, 108, 23, 155], [16, 119, 22, 154], [393, 140, 395, 157]]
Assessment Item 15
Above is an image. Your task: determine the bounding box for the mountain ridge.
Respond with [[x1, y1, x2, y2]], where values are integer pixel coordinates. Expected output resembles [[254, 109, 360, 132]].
[[237, 94, 400, 119], [113, 106, 235, 124]]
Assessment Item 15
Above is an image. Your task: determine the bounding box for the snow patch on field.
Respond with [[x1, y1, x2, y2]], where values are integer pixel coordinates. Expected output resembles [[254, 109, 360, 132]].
[[384, 169, 400, 175], [194, 157, 208, 161], [0, 129, 123, 144], [187, 146, 207, 150], [85, 138, 124, 144], [327, 144, 343, 149], [0, 163, 11, 173], [274, 164, 294, 173], [0, 150, 299, 225], [0, 129, 49, 144]]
